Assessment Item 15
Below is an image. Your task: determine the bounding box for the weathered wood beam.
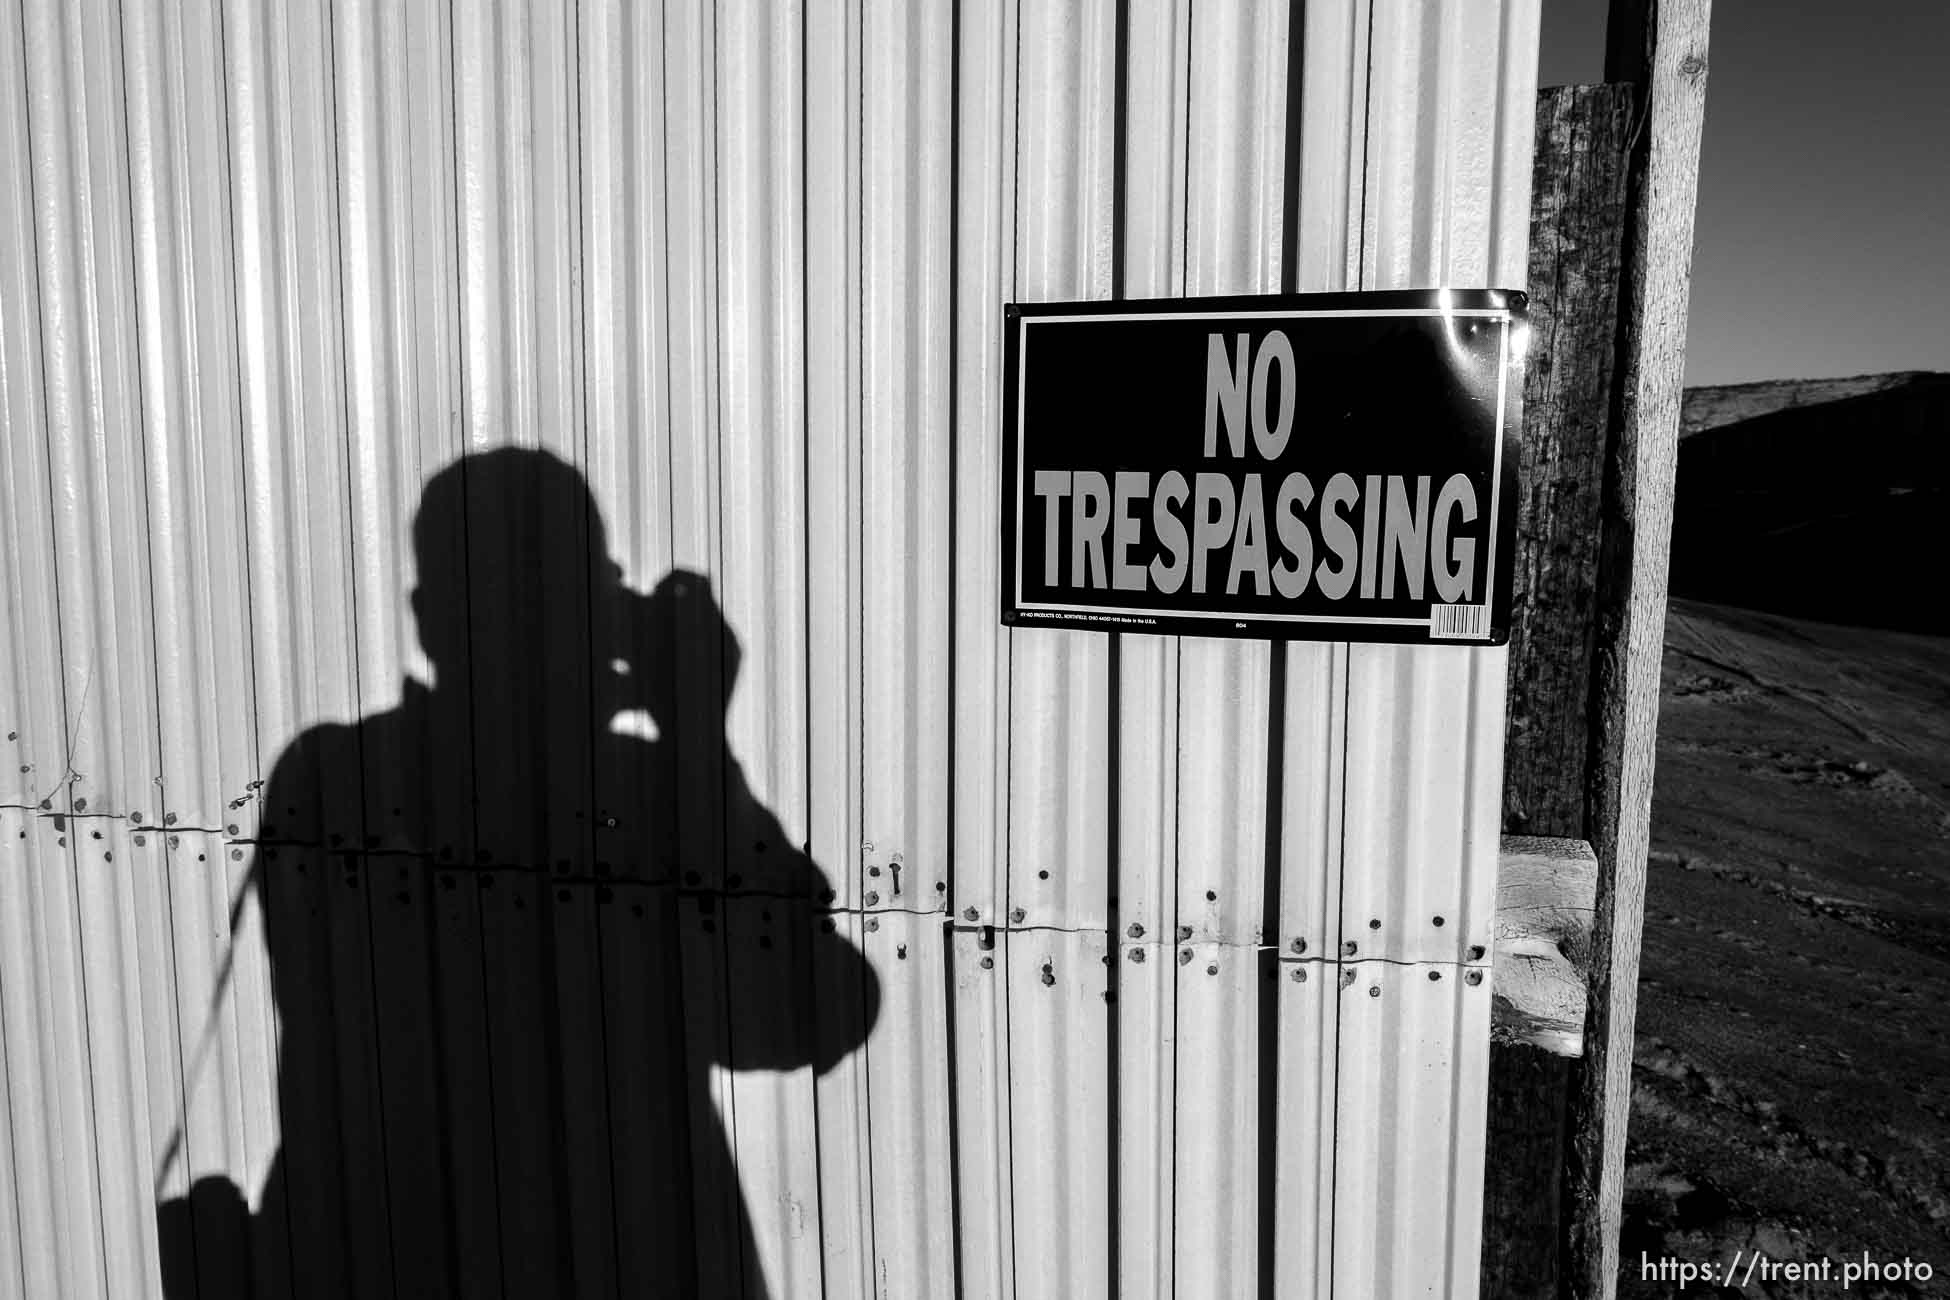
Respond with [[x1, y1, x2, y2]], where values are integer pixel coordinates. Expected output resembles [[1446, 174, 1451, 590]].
[[1482, 80, 1636, 1300], [1564, 3, 1714, 1298], [1491, 836, 1598, 1058]]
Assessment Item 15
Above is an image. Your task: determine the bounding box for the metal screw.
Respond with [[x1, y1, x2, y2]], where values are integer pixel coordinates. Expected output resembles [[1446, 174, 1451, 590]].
[[963, 906, 978, 922], [1129, 948, 1146, 964], [1339, 968, 1356, 988], [1177, 950, 1192, 966], [1368, 918, 1380, 930], [1368, 984, 1381, 998], [1343, 940, 1358, 956], [1290, 967, 1307, 983], [1290, 937, 1307, 954], [1428, 970, 1441, 981], [869, 865, 881, 877], [865, 891, 880, 907], [1468, 945, 1486, 961], [1010, 907, 1026, 924], [1205, 964, 1218, 976], [1127, 922, 1144, 939], [980, 956, 993, 969], [867, 918, 880, 932], [1465, 970, 1483, 986], [1177, 924, 1192, 941]]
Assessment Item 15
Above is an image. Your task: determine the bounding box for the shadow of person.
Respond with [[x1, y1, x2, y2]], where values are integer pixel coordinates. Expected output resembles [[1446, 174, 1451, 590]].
[[156, 448, 878, 1299]]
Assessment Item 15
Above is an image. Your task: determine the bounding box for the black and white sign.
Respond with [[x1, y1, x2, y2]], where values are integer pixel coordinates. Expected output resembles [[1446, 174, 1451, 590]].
[[1000, 289, 1526, 644]]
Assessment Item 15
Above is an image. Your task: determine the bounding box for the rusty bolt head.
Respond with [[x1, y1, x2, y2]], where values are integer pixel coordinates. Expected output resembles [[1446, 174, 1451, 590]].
[[865, 891, 880, 907], [1010, 907, 1026, 924], [1468, 945, 1486, 961], [1428, 970, 1441, 981], [1127, 922, 1144, 939], [1129, 948, 1146, 964], [1339, 968, 1356, 988], [1177, 924, 1192, 942], [1290, 967, 1307, 983], [1290, 937, 1307, 954], [866, 918, 880, 932], [1343, 940, 1358, 956], [869, 865, 881, 877], [164, 812, 177, 825], [1177, 949, 1192, 966]]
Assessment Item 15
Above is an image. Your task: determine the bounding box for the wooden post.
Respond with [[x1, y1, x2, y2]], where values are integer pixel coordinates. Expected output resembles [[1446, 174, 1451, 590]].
[[1564, 3, 1713, 1297], [1481, 82, 1635, 1300]]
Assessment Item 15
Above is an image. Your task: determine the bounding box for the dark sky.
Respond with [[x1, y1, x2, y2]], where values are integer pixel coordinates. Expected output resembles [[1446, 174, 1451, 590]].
[[1540, 2, 1950, 386]]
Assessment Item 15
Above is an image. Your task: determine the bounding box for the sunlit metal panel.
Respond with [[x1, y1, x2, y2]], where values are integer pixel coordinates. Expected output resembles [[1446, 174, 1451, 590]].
[[1332, 960, 1496, 1298], [0, 2, 1546, 1295], [17, 2, 183, 1295], [0, 8, 91, 1293]]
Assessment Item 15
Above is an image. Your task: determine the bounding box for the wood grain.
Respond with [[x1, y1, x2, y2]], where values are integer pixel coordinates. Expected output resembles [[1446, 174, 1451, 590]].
[[1481, 82, 1635, 1300], [1566, 3, 1715, 1297], [1492, 836, 1599, 1059]]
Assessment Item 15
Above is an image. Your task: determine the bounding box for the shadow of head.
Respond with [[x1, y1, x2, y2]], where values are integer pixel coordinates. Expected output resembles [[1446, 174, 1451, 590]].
[[405, 447, 751, 733]]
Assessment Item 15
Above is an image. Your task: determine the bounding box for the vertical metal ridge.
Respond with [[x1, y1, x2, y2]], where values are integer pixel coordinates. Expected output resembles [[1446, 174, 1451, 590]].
[[1110, 4, 1186, 1285], [1005, 4, 1118, 1295], [947, 2, 1020, 1292], [804, 0, 877, 1294], [1170, 4, 1292, 1296], [0, 21, 92, 1290], [857, 2, 960, 1294], [1328, 5, 1537, 1297]]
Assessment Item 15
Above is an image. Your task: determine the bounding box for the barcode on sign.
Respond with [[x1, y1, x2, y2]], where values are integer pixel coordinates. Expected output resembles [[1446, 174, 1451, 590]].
[[1429, 603, 1490, 640]]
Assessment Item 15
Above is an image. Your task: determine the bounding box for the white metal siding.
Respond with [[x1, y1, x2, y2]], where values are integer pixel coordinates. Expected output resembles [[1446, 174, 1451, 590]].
[[0, 1, 1538, 1296]]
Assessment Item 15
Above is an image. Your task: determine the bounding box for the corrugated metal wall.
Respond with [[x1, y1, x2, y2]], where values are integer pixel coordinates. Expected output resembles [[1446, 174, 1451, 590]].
[[0, 0, 1539, 1295]]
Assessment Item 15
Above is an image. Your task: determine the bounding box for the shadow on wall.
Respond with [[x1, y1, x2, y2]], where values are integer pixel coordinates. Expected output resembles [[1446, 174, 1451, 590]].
[[154, 448, 879, 1299]]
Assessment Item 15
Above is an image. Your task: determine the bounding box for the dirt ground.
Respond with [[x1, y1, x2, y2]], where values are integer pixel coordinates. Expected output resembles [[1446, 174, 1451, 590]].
[[1617, 599, 1950, 1297]]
